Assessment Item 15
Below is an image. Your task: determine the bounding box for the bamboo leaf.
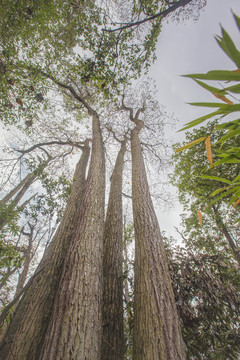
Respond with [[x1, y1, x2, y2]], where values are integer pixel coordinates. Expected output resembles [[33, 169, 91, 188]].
[[233, 173, 240, 183], [215, 27, 240, 67], [210, 186, 231, 197], [189, 102, 225, 108], [213, 93, 233, 105], [197, 209, 202, 227], [194, 79, 226, 96], [184, 70, 240, 81], [175, 137, 207, 152], [210, 187, 236, 205], [216, 128, 240, 144], [180, 111, 221, 131], [199, 175, 233, 185], [225, 83, 240, 93], [233, 12, 240, 32], [215, 119, 240, 130], [233, 197, 240, 206], [205, 136, 213, 168], [229, 188, 240, 205]]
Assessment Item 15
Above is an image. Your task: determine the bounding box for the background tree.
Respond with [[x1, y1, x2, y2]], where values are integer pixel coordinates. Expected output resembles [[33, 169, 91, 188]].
[[102, 136, 127, 360], [124, 100, 186, 359], [172, 122, 240, 265]]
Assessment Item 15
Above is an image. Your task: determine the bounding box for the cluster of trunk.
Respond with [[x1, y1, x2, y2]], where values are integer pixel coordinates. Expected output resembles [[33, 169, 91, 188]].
[[0, 110, 185, 359]]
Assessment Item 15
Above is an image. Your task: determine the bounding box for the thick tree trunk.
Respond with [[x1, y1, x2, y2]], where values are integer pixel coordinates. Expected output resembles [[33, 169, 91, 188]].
[[101, 140, 126, 360], [131, 122, 186, 360], [40, 113, 105, 360], [0, 142, 90, 360]]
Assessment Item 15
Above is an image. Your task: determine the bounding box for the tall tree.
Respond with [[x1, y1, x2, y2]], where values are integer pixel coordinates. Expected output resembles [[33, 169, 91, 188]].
[[40, 108, 105, 359], [0, 140, 90, 359], [102, 137, 127, 360], [128, 104, 186, 359]]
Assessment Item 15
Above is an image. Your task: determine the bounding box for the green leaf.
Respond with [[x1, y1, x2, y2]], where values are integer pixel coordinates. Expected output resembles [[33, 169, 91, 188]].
[[233, 12, 240, 33], [233, 173, 240, 183], [214, 156, 240, 166], [210, 186, 231, 197], [216, 128, 240, 144], [180, 110, 221, 131], [215, 119, 240, 130], [229, 188, 240, 205], [210, 187, 236, 204], [184, 70, 240, 81], [215, 27, 240, 67], [193, 79, 226, 96], [175, 136, 207, 152], [189, 102, 225, 108], [225, 83, 240, 93], [199, 175, 233, 185]]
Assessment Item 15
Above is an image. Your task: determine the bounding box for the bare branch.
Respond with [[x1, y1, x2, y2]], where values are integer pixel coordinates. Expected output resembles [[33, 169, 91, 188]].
[[103, 0, 193, 33]]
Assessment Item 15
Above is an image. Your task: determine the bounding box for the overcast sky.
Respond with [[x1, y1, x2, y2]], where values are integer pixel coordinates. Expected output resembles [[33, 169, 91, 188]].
[[150, 0, 240, 239]]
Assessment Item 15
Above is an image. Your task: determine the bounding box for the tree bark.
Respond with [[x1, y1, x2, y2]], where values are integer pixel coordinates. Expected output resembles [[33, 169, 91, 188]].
[[131, 121, 186, 360], [0, 141, 90, 360], [0, 173, 35, 206], [212, 205, 240, 266], [14, 224, 34, 297], [40, 113, 105, 360], [0, 158, 51, 230], [101, 140, 126, 360]]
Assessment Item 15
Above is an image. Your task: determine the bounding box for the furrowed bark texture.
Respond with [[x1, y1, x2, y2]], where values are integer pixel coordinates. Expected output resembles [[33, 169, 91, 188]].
[[101, 140, 126, 360], [131, 123, 186, 360], [0, 142, 90, 360], [40, 113, 105, 360]]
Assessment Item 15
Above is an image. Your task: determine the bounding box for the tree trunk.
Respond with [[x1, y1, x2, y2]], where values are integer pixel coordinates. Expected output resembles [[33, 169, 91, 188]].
[[212, 205, 240, 266], [101, 140, 126, 360], [14, 224, 34, 297], [0, 141, 90, 360], [0, 158, 51, 231], [40, 113, 105, 360], [131, 121, 186, 360], [0, 173, 35, 205]]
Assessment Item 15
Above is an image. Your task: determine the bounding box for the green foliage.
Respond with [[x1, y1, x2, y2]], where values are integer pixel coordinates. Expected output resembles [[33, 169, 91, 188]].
[[168, 246, 240, 360], [0, 238, 23, 288], [0, 204, 20, 236], [172, 122, 240, 257], [180, 12, 240, 209]]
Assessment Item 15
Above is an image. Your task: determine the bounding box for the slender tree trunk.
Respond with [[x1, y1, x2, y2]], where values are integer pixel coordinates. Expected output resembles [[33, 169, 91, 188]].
[[101, 140, 126, 360], [0, 142, 90, 360], [0, 174, 38, 230], [14, 225, 34, 297], [0, 173, 34, 205], [212, 206, 240, 266], [0, 159, 51, 230], [131, 121, 186, 360], [40, 113, 105, 360]]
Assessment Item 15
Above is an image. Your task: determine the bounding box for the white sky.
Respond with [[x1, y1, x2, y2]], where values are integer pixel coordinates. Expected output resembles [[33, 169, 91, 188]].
[[150, 0, 240, 239]]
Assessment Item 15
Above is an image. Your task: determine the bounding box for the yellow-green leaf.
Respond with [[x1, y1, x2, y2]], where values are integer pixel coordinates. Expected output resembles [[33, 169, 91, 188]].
[[175, 137, 207, 152], [205, 136, 213, 168]]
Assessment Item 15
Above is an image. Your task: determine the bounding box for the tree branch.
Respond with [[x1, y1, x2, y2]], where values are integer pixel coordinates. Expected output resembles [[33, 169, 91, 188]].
[[103, 0, 193, 32]]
